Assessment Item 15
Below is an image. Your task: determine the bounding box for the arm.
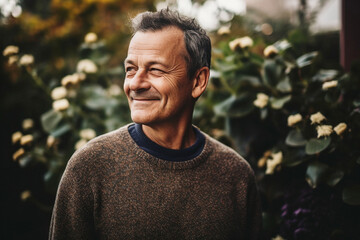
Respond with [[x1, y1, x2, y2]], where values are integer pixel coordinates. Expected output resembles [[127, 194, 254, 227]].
[[49, 153, 96, 240]]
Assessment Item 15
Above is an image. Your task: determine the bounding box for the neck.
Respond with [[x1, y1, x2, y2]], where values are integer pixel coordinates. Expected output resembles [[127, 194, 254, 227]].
[[142, 120, 196, 150]]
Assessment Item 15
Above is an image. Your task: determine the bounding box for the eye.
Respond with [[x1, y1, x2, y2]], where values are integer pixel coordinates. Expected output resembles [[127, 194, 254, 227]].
[[149, 68, 164, 75], [125, 66, 136, 76]]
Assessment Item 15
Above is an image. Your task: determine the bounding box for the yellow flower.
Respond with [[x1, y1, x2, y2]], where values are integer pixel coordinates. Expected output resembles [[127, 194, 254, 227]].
[[108, 84, 122, 96], [12, 131, 22, 144], [316, 125, 333, 138], [229, 36, 254, 51], [22, 118, 34, 130], [287, 114, 302, 127], [8, 55, 18, 65], [217, 26, 231, 35], [80, 129, 96, 140], [310, 112, 326, 125], [257, 150, 272, 168], [263, 45, 278, 58], [77, 59, 98, 73], [265, 151, 283, 175], [20, 134, 33, 145], [253, 93, 269, 108], [53, 99, 70, 111], [3, 45, 19, 56], [75, 139, 88, 150], [19, 54, 34, 66], [322, 80, 338, 90], [47, 135, 56, 148], [12, 148, 25, 161], [21, 190, 31, 201], [334, 122, 347, 135], [51, 86, 67, 100], [84, 32, 98, 43]]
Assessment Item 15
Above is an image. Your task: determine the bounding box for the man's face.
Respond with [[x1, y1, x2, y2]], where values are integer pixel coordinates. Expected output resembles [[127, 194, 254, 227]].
[[124, 27, 195, 126]]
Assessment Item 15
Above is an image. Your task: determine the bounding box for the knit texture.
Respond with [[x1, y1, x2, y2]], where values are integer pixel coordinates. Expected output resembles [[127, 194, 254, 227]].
[[49, 124, 262, 240]]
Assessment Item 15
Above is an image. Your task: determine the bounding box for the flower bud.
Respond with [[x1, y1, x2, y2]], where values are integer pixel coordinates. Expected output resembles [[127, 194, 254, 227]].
[[217, 26, 230, 35], [77, 59, 98, 73], [253, 93, 269, 108], [13, 148, 25, 161], [334, 122, 347, 135], [3, 45, 19, 56], [322, 80, 338, 90], [53, 99, 70, 111], [20, 134, 33, 145], [84, 32, 98, 43], [79, 128, 96, 140], [263, 45, 278, 58], [12, 131, 22, 144], [51, 86, 67, 100], [22, 118, 34, 130], [19, 54, 34, 66], [229, 36, 253, 51]]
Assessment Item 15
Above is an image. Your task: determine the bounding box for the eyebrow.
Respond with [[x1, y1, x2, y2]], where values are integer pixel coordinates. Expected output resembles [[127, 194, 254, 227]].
[[124, 59, 169, 69]]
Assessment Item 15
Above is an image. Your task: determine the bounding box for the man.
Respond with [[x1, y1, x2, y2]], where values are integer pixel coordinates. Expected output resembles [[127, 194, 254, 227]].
[[49, 8, 261, 240]]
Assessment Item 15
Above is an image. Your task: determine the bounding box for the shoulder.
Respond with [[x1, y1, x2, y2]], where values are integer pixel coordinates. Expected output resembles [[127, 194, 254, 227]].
[[66, 125, 131, 171], [202, 132, 255, 179]]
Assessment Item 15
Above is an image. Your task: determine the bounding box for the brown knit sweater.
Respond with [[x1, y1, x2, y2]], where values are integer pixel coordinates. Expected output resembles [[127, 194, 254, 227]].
[[49, 125, 261, 240]]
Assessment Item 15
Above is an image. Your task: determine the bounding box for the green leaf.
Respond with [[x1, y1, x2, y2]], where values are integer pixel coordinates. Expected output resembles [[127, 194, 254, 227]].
[[305, 137, 331, 155], [270, 95, 291, 109], [263, 59, 282, 87], [326, 169, 344, 187], [343, 185, 360, 205], [276, 77, 292, 93], [214, 94, 255, 118], [285, 129, 306, 147], [50, 123, 72, 137], [41, 109, 63, 133], [312, 69, 338, 82], [296, 51, 318, 68], [305, 161, 329, 188]]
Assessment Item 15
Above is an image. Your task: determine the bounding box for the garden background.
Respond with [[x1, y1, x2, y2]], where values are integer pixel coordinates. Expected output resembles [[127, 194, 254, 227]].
[[1, 0, 360, 239]]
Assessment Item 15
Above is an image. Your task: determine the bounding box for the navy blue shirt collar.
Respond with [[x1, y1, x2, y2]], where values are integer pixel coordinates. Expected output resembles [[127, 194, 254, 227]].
[[128, 123, 205, 162]]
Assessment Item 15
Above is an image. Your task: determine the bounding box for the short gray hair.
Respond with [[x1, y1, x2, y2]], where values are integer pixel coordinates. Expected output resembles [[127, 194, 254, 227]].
[[131, 8, 211, 79]]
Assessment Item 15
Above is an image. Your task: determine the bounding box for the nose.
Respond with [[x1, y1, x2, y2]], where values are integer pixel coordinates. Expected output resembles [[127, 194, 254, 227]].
[[128, 69, 151, 92]]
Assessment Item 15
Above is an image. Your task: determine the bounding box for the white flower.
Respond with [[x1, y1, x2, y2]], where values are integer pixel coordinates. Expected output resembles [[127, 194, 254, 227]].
[[13, 148, 25, 161], [334, 122, 347, 135], [53, 99, 70, 111], [12, 131, 22, 144], [265, 151, 283, 174], [3, 45, 19, 56], [77, 59, 98, 73], [75, 139, 88, 150], [61, 73, 85, 87], [79, 128, 96, 140], [287, 114, 302, 127], [84, 32, 98, 43], [310, 112, 326, 125], [322, 80, 338, 90], [8, 55, 18, 65], [253, 93, 269, 108], [316, 125, 333, 138], [51, 86, 67, 100], [108, 84, 122, 96], [263, 45, 278, 58], [22, 118, 34, 130], [20, 134, 33, 145], [229, 36, 254, 51], [19, 54, 34, 66], [217, 26, 230, 35]]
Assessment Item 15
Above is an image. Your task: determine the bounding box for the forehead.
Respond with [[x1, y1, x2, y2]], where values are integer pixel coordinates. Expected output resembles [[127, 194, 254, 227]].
[[127, 27, 187, 61]]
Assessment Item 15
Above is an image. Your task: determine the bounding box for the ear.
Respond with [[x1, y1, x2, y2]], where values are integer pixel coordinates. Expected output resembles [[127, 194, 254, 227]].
[[192, 67, 210, 99]]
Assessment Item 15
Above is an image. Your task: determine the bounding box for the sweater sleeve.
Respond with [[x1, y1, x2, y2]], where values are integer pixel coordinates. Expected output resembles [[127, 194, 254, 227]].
[[49, 150, 96, 240], [245, 170, 262, 240]]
